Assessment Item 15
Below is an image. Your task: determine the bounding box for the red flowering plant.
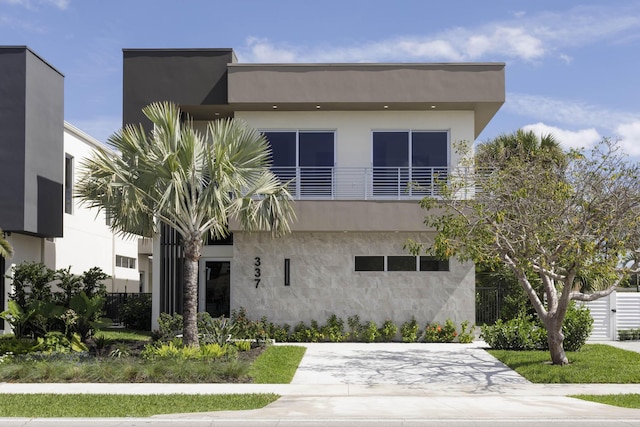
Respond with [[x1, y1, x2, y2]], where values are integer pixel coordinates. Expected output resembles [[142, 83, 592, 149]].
[[423, 319, 458, 342]]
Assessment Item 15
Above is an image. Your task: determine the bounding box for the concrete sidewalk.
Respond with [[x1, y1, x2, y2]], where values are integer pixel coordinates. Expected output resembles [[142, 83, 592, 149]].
[[2, 341, 640, 425]]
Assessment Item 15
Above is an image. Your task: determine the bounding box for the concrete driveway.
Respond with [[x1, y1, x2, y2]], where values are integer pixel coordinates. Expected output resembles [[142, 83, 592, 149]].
[[290, 341, 529, 386]]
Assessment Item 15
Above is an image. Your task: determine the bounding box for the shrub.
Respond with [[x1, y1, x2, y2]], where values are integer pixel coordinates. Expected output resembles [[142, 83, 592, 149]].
[[0, 336, 36, 356], [347, 315, 364, 342], [119, 294, 152, 331], [424, 320, 458, 343], [378, 320, 398, 342], [291, 321, 323, 343], [362, 321, 379, 343], [457, 320, 475, 344], [198, 312, 238, 345], [482, 303, 593, 352], [322, 314, 347, 342], [400, 317, 420, 343], [480, 313, 546, 350], [272, 324, 291, 343], [557, 302, 593, 352], [156, 312, 183, 341], [141, 341, 231, 361]]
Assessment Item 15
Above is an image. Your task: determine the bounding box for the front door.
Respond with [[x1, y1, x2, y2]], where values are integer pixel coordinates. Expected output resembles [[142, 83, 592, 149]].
[[199, 260, 231, 318]]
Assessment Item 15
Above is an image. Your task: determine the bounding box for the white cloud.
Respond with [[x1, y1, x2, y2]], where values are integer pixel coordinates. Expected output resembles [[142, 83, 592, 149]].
[[238, 4, 640, 64], [506, 93, 638, 130], [615, 121, 640, 157], [521, 123, 601, 151], [0, 0, 69, 9]]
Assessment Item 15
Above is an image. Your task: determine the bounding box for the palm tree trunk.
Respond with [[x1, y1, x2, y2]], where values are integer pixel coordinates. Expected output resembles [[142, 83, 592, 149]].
[[182, 237, 201, 348]]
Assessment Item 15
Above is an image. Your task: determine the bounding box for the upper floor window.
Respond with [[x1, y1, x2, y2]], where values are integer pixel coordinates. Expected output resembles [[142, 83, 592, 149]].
[[116, 255, 136, 269], [372, 131, 448, 196], [262, 130, 335, 198], [64, 154, 74, 214]]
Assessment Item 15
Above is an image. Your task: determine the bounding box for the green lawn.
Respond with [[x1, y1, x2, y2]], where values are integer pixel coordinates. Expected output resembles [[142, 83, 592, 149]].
[[488, 344, 640, 383], [93, 328, 152, 342], [0, 393, 279, 417], [571, 394, 640, 409], [249, 345, 306, 383]]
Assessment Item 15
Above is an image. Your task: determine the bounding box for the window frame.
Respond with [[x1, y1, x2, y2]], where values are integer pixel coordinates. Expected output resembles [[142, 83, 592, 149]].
[[64, 154, 74, 215], [355, 255, 449, 272]]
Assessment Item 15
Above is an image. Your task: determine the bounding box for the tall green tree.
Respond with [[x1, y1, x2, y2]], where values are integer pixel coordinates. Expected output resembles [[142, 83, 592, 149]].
[[76, 102, 295, 347], [0, 228, 12, 259], [408, 134, 640, 365]]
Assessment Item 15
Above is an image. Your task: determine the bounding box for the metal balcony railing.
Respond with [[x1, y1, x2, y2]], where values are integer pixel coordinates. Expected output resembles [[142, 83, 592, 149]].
[[271, 166, 482, 200]]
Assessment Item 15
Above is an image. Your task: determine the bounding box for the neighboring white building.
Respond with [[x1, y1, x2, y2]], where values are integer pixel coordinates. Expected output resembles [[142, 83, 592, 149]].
[[0, 47, 149, 334]]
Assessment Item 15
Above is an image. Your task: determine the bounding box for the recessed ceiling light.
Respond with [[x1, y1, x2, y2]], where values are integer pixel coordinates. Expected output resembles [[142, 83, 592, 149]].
[[214, 112, 220, 116], [316, 105, 321, 109], [431, 105, 436, 109], [272, 105, 278, 109], [383, 105, 389, 109]]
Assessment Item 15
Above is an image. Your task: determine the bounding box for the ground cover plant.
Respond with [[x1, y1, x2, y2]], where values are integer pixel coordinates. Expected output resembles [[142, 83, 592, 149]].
[[488, 344, 640, 383], [0, 393, 279, 417], [570, 394, 640, 409]]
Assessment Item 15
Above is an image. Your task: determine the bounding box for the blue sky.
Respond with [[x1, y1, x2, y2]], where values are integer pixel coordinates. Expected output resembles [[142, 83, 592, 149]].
[[2, 0, 640, 158]]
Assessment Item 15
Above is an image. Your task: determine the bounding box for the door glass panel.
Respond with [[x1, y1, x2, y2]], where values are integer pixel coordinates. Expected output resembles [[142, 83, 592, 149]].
[[373, 132, 409, 196], [299, 132, 334, 197], [263, 131, 297, 194], [205, 261, 230, 318], [412, 132, 448, 195]]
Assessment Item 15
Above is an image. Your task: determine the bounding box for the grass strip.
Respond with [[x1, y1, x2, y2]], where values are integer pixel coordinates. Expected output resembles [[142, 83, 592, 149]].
[[94, 329, 152, 342], [571, 394, 640, 409], [488, 344, 640, 383], [0, 393, 279, 417], [249, 345, 306, 383]]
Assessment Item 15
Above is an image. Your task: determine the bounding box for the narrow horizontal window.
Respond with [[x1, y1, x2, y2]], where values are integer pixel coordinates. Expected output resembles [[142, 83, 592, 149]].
[[116, 255, 136, 269], [387, 256, 417, 271], [355, 256, 384, 271], [420, 256, 449, 272]]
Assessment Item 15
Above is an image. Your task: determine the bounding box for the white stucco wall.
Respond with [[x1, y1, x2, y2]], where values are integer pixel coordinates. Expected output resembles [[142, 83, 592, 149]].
[[232, 110, 475, 168]]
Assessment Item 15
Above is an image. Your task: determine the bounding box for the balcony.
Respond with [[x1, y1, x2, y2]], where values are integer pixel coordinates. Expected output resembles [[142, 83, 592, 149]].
[[272, 166, 481, 200]]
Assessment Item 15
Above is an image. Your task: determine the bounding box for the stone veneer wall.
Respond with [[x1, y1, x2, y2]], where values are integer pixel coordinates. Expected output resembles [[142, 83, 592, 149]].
[[231, 231, 474, 326]]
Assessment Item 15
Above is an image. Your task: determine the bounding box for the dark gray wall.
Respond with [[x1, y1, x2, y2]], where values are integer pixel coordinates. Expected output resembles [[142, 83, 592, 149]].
[[122, 49, 236, 130], [0, 48, 27, 232], [0, 47, 64, 237]]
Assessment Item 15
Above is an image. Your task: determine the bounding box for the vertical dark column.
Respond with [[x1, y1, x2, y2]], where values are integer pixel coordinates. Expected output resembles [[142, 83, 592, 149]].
[[0, 255, 4, 330], [159, 223, 184, 315]]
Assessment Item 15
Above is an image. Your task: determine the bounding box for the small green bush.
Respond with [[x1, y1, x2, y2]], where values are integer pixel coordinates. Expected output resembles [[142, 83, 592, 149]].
[[424, 319, 458, 343], [0, 336, 36, 356], [378, 320, 398, 342], [155, 312, 183, 341], [481, 313, 546, 350], [322, 314, 347, 342], [119, 295, 152, 331], [458, 320, 475, 343], [141, 342, 231, 361], [362, 321, 379, 343], [347, 315, 364, 341], [557, 302, 593, 352], [400, 317, 420, 343]]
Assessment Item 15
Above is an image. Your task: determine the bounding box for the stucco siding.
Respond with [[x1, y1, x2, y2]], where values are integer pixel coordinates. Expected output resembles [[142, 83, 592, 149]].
[[231, 231, 474, 327]]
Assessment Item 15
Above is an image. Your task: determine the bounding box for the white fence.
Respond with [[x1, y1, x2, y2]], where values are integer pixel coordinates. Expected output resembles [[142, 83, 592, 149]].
[[585, 291, 640, 340]]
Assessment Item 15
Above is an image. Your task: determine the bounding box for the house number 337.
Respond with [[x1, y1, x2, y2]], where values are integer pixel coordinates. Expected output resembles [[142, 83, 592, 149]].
[[254, 257, 261, 288]]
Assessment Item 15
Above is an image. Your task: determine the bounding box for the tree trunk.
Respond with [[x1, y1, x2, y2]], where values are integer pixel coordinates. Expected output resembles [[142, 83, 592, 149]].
[[182, 238, 201, 348], [546, 318, 568, 365]]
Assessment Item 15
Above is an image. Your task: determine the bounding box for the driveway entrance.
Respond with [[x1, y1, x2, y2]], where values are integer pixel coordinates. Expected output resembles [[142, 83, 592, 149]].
[[290, 342, 529, 386]]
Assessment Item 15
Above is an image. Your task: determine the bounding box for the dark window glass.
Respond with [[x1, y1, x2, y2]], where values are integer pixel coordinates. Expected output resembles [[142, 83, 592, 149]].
[[419, 256, 450, 271], [205, 233, 233, 246], [355, 256, 384, 271], [373, 132, 409, 196], [411, 132, 448, 167], [64, 154, 73, 214], [387, 256, 417, 271], [299, 132, 334, 197], [263, 131, 296, 181]]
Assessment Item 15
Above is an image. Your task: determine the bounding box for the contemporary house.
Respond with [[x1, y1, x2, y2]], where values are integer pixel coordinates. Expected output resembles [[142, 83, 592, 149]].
[[0, 47, 148, 333], [122, 48, 505, 329]]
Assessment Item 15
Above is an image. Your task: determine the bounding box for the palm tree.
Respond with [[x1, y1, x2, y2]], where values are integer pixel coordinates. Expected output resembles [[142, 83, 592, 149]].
[[476, 129, 565, 168], [0, 228, 12, 259], [76, 102, 295, 347]]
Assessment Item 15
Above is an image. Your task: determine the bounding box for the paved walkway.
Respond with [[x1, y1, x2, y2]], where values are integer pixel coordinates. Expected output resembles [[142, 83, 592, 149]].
[[3, 340, 640, 425]]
